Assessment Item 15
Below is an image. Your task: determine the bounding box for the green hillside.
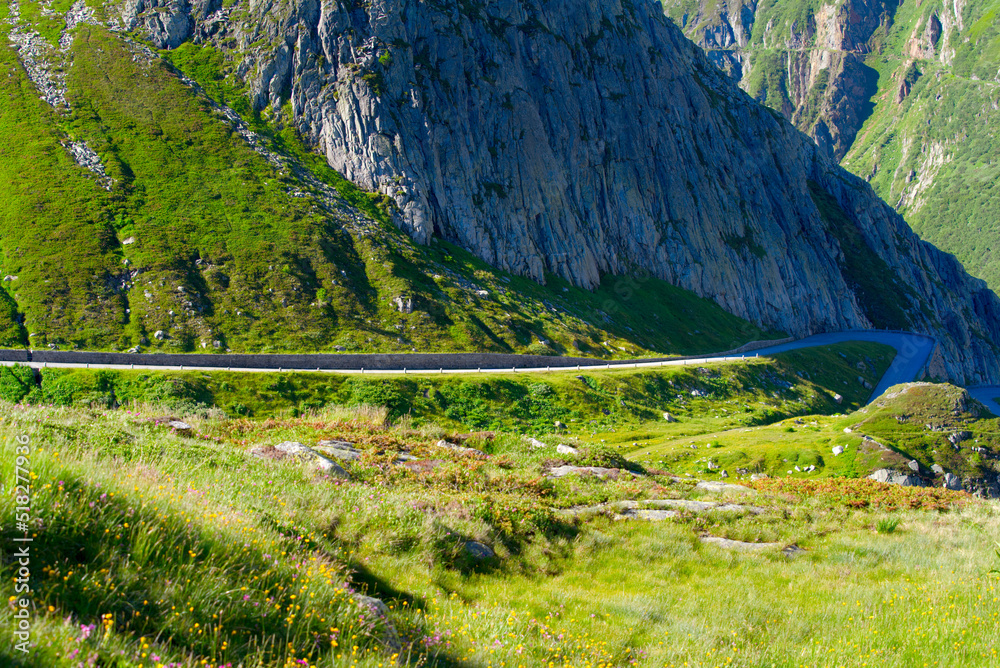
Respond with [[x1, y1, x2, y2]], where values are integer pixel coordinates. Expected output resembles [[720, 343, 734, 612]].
[[2, 346, 998, 667], [0, 16, 776, 355], [842, 0, 1000, 291], [660, 0, 1000, 293]]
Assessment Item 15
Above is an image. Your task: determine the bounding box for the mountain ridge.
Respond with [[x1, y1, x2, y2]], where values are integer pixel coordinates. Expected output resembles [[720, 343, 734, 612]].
[[1, 0, 999, 385]]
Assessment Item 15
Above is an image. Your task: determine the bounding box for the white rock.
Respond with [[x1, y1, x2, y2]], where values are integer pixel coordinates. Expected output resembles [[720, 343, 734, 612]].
[[832, 446, 845, 456], [556, 444, 579, 455]]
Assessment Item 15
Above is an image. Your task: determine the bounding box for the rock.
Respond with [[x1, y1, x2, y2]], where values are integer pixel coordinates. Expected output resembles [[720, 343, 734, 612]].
[[943, 473, 963, 491], [554, 421, 566, 429], [167, 420, 192, 433], [526, 437, 547, 449], [707, 461, 719, 470], [782, 544, 807, 558], [265, 441, 350, 477], [153, 330, 167, 340], [464, 541, 495, 560], [451, 431, 496, 443], [948, 431, 971, 446], [122, 236, 135, 245], [433, 439, 487, 458], [720, 470, 729, 478], [556, 444, 579, 455], [353, 594, 402, 652], [833, 393, 843, 404], [126, 346, 141, 354], [475, 290, 490, 298], [932, 464, 945, 475], [907, 460, 921, 473], [546, 465, 639, 480], [662, 412, 676, 422], [843, 428, 852, 434], [832, 446, 845, 456], [314, 440, 362, 461], [618, 508, 678, 521], [750, 473, 769, 481], [868, 469, 923, 486], [392, 296, 413, 313], [695, 480, 755, 494], [699, 536, 782, 552]]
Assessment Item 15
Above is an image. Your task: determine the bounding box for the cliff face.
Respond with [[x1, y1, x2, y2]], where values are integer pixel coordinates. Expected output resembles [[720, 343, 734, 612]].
[[105, 0, 1000, 383]]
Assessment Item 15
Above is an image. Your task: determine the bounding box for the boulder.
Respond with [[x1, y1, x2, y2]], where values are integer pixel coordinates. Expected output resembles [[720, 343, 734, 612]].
[[253, 441, 350, 478], [354, 595, 402, 652], [695, 480, 755, 494], [662, 412, 676, 422], [943, 473, 963, 491], [556, 444, 579, 455], [315, 440, 362, 461], [832, 446, 845, 456], [931, 464, 945, 475], [526, 437, 547, 449], [167, 420, 192, 434], [907, 460, 921, 473], [464, 541, 495, 560], [433, 439, 487, 458], [868, 468, 922, 486], [392, 296, 413, 313], [618, 508, 678, 520], [546, 465, 639, 479], [699, 536, 782, 552]]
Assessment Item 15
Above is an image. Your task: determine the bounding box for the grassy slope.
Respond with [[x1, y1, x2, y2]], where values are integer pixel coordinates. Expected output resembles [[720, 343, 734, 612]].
[[1, 382, 997, 667], [631, 382, 1000, 483], [0, 17, 780, 356]]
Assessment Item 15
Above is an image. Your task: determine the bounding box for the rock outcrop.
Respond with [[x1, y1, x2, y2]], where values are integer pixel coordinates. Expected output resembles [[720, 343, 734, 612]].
[[50, 0, 1000, 383]]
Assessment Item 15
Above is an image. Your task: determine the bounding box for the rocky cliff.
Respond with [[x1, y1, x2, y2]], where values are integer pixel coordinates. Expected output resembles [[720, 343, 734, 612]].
[[3, 0, 1000, 383]]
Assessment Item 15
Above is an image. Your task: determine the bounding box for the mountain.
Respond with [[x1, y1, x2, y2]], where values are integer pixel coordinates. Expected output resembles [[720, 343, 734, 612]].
[[659, 0, 1000, 294], [1, 0, 999, 384]]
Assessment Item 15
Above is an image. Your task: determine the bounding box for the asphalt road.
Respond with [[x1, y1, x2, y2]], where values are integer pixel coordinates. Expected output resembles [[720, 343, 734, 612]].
[[0, 329, 948, 405]]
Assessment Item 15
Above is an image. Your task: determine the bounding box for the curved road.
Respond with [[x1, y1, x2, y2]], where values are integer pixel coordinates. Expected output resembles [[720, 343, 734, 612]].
[[0, 329, 961, 406]]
